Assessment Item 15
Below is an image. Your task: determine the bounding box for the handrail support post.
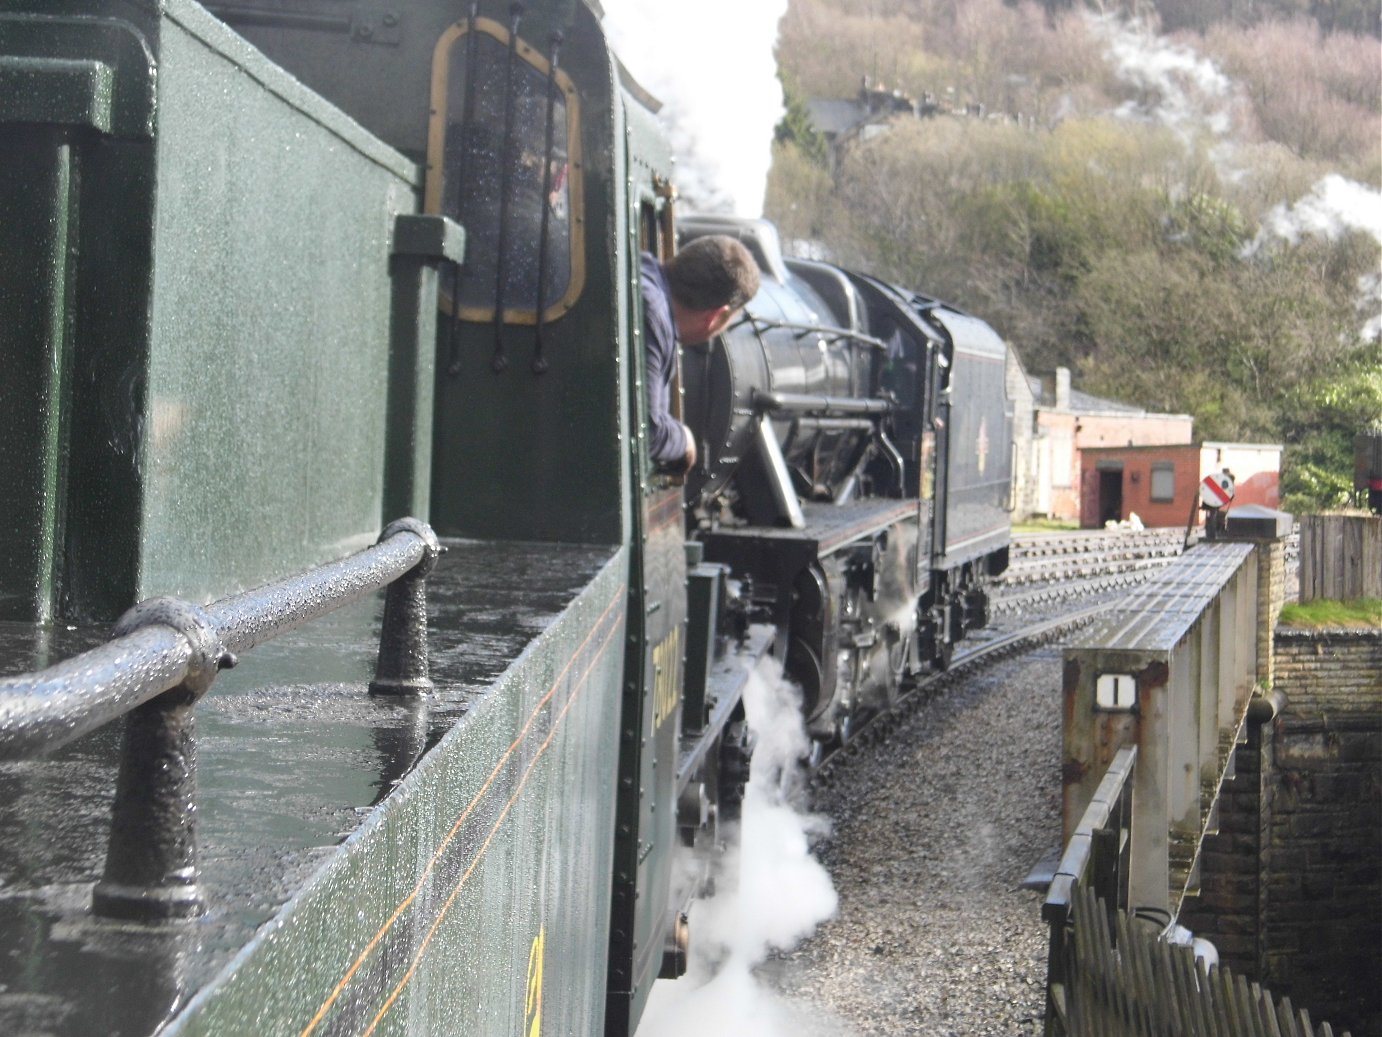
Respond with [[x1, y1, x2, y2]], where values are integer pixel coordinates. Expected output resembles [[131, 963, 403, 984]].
[[92, 598, 232, 921], [370, 518, 442, 696]]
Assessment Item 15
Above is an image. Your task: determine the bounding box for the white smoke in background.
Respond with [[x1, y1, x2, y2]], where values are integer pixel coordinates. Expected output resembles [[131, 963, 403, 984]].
[[1256, 174, 1382, 247], [635, 658, 850, 1037], [1248, 175, 1382, 342], [598, 0, 788, 216], [1091, 18, 1381, 342], [1092, 16, 1236, 143]]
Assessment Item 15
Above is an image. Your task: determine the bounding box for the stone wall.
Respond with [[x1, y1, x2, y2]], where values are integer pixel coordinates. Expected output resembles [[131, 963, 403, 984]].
[[1181, 629, 1380, 1035], [1267, 631, 1379, 1033], [1274, 628, 1382, 714]]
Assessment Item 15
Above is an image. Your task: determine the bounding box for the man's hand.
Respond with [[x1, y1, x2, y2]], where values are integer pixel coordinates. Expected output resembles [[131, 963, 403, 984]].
[[682, 423, 697, 470]]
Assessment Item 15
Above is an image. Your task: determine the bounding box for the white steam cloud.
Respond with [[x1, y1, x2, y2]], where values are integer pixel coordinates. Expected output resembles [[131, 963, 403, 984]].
[[1256, 174, 1382, 247], [635, 658, 850, 1037], [599, 0, 788, 216], [1249, 175, 1382, 341], [1094, 16, 1236, 142], [1092, 18, 1381, 343]]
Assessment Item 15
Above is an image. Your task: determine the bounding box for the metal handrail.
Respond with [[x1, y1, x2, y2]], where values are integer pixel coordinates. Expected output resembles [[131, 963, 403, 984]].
[[728, 314, 892, 351], [1043, 744, 1137, 1037], [0, 516, 441, 921], [0, 517, 439, 760]]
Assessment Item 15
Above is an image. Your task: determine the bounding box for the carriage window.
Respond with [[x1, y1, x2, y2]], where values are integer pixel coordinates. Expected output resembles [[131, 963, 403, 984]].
[[426, 17, 584, 323]]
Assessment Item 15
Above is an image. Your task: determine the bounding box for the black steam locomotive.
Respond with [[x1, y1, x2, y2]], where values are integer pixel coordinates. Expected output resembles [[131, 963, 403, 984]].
[[0, 1, 1011, 1034], [680, 215, 1012, 743]]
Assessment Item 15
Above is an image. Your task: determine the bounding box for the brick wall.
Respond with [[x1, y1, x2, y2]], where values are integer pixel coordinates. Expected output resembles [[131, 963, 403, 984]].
[[1182, 630, 1380, 1035], [1267, 630, 1381, 1033]]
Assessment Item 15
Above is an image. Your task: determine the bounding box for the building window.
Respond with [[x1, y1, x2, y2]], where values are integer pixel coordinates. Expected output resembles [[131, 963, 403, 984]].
[[1151, 463, 1175, 502]]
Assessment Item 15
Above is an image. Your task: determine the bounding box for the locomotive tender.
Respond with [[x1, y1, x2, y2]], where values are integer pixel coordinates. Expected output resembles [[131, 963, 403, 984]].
[[0, 1, 1011, 1034]]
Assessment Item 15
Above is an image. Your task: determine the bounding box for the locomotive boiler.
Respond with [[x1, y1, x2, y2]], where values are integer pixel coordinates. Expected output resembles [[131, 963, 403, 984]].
[[0, 1, 1013, 1035]]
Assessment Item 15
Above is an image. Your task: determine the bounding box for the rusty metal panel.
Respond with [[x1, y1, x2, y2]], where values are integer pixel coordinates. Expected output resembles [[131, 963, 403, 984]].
[[1063, 541, 1261, 915], [1070, 543, 1255, 652]]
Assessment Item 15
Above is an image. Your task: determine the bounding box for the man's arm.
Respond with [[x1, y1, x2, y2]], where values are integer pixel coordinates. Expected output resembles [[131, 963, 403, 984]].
[[644, 332, 692, 469], [640, 254, 694, 471]]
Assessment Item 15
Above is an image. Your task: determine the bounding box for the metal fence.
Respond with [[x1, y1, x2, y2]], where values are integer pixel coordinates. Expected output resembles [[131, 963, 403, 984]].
[[1045, 745, 1136, 1034], [1045, 744, 1353, 1037]]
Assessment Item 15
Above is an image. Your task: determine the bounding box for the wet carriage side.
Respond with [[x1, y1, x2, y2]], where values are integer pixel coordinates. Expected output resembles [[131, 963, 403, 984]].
[[0, 2, 748, 1034]]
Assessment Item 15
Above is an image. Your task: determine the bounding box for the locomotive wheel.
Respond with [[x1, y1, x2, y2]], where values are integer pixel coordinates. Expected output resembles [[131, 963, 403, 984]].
[[931, 640, 954, 672]]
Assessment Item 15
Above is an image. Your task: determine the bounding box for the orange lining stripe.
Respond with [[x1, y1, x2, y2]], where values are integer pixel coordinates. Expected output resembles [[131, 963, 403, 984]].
[[649, 508, 684, 536], [360, 614, 622, 1035], [299, 589, 623, 1037]]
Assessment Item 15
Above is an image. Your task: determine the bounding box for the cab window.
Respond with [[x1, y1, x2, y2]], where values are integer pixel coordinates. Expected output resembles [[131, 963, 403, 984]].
[[426, 18, 584, 324]]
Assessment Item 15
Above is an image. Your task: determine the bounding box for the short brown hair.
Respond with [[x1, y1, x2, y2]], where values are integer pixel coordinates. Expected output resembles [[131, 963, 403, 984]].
[[664, 235, 760, 312]]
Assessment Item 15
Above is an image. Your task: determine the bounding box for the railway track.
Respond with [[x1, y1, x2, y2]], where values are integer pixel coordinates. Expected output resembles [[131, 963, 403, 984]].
[[811, 604, 1098, 783], [813, 529, 1183, 782], [1001, 527, 1185, 584], [994, 528, 1186, 617]]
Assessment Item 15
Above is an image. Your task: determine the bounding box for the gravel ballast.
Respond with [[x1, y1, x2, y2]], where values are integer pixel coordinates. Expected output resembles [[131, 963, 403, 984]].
[[765, 648, 1066, 1036]]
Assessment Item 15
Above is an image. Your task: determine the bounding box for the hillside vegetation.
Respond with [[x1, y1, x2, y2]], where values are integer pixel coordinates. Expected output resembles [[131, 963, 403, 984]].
[[767, 0, 1381, 511]]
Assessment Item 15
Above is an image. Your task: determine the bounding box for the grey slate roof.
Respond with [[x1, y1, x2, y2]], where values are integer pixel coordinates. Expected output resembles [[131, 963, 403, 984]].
[[805, 98, 869, 137]]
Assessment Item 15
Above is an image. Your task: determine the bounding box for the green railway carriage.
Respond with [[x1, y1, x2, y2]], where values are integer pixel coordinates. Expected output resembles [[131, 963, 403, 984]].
[[0, 1, 760, 1034], [0, 1, 1013, 1033]]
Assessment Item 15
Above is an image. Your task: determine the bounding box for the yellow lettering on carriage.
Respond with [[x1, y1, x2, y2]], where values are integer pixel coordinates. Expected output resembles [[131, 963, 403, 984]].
[[650, 627, 681, 731], [525, 929, 544, 1037]]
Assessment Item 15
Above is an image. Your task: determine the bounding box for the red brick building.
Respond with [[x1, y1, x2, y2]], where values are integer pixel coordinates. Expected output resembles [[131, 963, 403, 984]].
[[1079, 441, 1283, 529], [1021, 367, 1194, 522]]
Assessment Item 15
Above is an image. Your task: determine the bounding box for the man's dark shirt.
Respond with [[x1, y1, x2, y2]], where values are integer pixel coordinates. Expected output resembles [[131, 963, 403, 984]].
[[639, 252, 687, 464]]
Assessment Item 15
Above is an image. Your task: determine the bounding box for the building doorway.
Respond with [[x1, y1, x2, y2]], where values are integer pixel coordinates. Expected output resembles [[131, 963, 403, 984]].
[[1098, 466, 1123, 526]]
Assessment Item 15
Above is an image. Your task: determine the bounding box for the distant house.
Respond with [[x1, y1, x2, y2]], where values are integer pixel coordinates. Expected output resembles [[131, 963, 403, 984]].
[[1006, 348, 1040, 519], [1079, 442, 1283, 530], [805, 78, 935, 168], [1025, 367, 1194, 523]]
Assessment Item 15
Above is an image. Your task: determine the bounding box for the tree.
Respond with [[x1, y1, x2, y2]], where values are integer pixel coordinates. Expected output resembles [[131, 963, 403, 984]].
[[775, 70, 830, 167], [770, 0, 1382, 509]]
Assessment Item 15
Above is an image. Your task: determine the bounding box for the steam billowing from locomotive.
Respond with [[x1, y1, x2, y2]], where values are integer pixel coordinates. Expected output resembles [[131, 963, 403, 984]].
[[599, 0, 788, 214], [1094, 15, 1382, 343]]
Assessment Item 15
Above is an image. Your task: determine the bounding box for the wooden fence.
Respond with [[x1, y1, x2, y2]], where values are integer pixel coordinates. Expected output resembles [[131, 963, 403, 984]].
[[1298, 515, 1382, 601], [1054, 883, 1352, 1037]]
